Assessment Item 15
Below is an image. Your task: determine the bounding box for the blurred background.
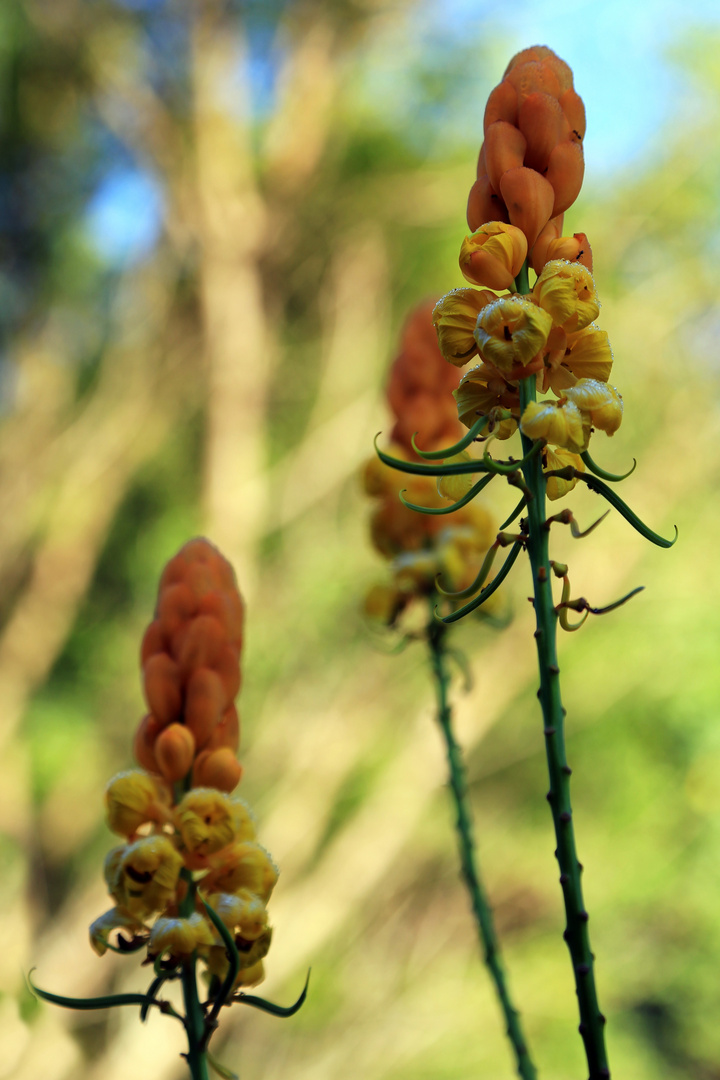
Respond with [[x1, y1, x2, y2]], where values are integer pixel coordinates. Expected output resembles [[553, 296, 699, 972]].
[[1, 0, 720, 1077]]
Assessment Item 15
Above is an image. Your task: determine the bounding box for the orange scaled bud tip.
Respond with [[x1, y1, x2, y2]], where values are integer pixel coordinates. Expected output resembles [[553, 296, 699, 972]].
[[545, 139, 585, 217], [133, 714, 162, 772], [467, 175, 508, 232], [143, 652, 182, 725], [155, 722, 196, 783], [499, 167, 555, 249], [518, 92, 569, 173], [459, 222, 528, 291], [484, 120, 527, 192], [185, 667, 228, 749]]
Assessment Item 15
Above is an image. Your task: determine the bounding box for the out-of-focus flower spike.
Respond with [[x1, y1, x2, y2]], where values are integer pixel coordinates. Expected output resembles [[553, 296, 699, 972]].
[[580, 449, 636, 482]]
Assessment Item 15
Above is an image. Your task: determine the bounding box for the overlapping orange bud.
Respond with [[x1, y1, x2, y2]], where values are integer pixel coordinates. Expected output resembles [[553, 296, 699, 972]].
[[136, 538, 244, 791], [386, 300, 464, 453], [468, 46, 585, 249]]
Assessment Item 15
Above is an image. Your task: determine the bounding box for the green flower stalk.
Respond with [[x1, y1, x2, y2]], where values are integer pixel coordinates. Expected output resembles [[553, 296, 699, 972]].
[[378, 46, 676, 1079]]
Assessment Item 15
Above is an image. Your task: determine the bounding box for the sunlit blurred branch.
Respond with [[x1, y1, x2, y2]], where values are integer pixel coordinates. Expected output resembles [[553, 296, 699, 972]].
[[191, 5, 272, 595]]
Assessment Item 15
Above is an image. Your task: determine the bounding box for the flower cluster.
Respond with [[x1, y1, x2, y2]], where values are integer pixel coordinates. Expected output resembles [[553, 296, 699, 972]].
[[90, 539, 277, 991], [433, 48, 622, 502], [364, 302, 495, 625]]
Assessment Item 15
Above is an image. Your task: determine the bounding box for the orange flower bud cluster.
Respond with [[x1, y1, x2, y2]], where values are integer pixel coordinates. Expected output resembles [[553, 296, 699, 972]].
[[136, 538, 244, 792], [90, 539, 277, 991], [386, 299, 464, 455], [468, 46, 586, 253]]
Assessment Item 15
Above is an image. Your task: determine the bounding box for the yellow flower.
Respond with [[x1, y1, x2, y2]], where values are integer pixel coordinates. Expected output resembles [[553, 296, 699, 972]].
[[174, 788, 255, 857], [532, 259, 599, 332], [437, 452, 475, 502], [453, 365, 516, 429], [205, 890, 269, 943], [149, 913, 215, 959], [474, 295, 553, 374], [520, 398, 588, 453], [432, 288, 497, 367], [544, 447, 585, 501], [89, 906, 145, 957], [459, 222, 528, 291], [203, 841, 279, 902], [110, 836, 184, 918], [105, 770, 170, 837], [545, 325, 613, 395], [564, 379, 623, 435]]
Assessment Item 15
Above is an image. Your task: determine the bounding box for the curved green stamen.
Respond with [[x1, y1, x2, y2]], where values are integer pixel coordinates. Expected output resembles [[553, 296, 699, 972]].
[[411, 414, 490, 459], [580, 449, 637, 482], [437, 541, 524, 624], [399, 474, 494, 515]]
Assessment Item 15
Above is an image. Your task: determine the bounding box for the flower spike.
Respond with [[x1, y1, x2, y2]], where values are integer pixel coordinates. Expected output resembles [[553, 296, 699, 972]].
[[580, 449, 637, 482], [411, 414, 490, 460]]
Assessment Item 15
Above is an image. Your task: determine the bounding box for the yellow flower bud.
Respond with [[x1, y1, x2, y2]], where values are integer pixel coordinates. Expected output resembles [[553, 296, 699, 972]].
[[520, 398, 588, 453], [112, 835, 184, 918], [203, 841, 279, 902], [474, 295, 553, 374], [149, 913, 215, 959], [432, 288, 497, 367], [564, 379, 623, 434], [459, 222, 528, 291], [532, 259, 599, 332], [174, 789, 256, 857], [105, 770, 170, 837], [544, 447, 584, 501]]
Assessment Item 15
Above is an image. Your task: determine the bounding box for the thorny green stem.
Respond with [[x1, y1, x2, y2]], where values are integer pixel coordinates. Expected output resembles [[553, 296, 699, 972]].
[[427, 606, 537, 1080], [518, 372, 610, 1080], [179, 871, 210, 1080]]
